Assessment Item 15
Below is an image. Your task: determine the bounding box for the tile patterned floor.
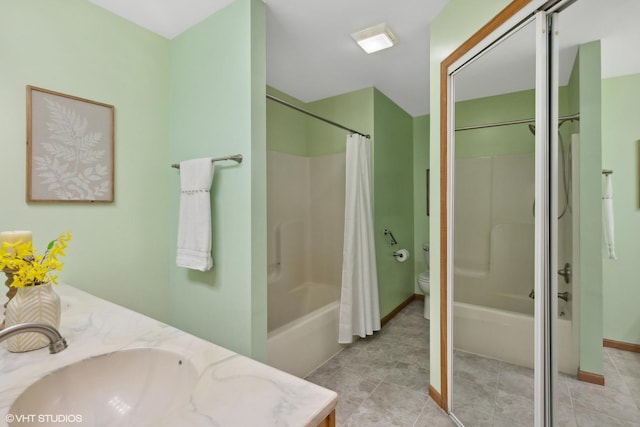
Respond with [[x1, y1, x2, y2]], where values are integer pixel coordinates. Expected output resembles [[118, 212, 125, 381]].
[[452, 347, 640, 426], [305, 299, 640, 426], [305, 300, 454, 426]]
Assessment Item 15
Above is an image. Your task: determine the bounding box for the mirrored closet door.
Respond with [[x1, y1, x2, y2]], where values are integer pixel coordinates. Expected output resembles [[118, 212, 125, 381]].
[[445, 0, 640, 424], [442, 0, 640, 424], [450, 18, 538, 427]]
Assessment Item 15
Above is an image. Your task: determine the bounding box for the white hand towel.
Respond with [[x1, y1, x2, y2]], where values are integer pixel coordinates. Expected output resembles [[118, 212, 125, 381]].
[[603, 173, 617, 260], [177, 158, 215, 271]]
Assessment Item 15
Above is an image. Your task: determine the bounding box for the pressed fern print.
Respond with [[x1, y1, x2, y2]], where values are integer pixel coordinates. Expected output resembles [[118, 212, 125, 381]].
[[32, 98, 110, 200]]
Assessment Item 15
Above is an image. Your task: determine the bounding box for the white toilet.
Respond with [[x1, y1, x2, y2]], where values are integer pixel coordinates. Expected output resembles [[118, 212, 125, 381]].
[[417, 244, 430, 320]]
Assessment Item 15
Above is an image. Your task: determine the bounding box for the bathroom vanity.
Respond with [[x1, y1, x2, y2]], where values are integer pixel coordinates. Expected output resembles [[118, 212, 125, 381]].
[[0, 284, 337, 426]]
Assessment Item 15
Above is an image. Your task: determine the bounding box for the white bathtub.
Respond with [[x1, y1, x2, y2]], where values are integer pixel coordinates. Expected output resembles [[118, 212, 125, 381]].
[[267, 283, 343, 378], [453, 301, 578, 374]]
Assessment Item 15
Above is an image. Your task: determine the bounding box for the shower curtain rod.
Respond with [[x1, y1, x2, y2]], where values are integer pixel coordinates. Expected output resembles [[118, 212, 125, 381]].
[[454, 113, 580, 132], [266, 94, 371, 139]]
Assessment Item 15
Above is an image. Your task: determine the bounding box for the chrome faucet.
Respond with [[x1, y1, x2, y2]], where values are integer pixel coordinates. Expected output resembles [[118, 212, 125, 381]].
[[0, 323, 67, 354], [558, 262, 572, 284], [528, 290, 570, 302]]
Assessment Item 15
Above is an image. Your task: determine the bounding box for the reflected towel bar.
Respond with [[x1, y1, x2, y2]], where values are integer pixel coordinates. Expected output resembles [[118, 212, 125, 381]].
[[171, 154, 243, 169], [602, 169, 613, 175]]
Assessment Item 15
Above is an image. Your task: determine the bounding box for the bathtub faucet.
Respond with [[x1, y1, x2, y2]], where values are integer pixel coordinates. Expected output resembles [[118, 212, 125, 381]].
[[528, 290, 570, 302], [558, 262, 571, 284]]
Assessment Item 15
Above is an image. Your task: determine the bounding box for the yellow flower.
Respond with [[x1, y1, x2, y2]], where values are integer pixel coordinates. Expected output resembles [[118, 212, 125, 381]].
[[0, 231, 71, 287]]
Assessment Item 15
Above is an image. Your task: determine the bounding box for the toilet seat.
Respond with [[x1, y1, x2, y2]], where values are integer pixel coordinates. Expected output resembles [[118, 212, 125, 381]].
[[418, 243, 430, 320]]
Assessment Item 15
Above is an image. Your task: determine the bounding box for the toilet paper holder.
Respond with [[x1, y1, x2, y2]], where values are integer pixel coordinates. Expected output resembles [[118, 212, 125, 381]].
[[392, 249, 409, 262]]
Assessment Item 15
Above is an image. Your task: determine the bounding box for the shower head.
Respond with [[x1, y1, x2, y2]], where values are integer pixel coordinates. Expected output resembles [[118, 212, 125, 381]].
[[528, 124, 536, 135]]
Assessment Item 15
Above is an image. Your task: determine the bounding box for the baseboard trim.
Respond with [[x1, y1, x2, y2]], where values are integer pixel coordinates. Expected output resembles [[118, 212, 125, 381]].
[[414, 293, 425, 301], [604, 338, 640, 353], [429, 385, 443, 407], [577, 369, 605, 386], [381, 294, 416, 327]]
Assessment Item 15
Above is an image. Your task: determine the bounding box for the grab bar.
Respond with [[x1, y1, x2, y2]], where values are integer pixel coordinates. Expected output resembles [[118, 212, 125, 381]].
[[384, 229, 398, 246]]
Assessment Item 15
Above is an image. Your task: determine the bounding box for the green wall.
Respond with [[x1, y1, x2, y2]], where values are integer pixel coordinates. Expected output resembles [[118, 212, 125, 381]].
[[0, 0, 171, 322], [308, 89, 374, 157], [168, 0, 267, 360], [266, 86, 374, 157], [602, 73, 640, 345], [429, 0, 511, 394], [576, 42, 603, 375], [266, 87, 309, 156], [373, 89, 415, 316], [249, 0, 267, 361], [455, 89, 536, 158], [413, 115, 430, 286], [0, 0, 267, 360], [454, 85, 576, 158]]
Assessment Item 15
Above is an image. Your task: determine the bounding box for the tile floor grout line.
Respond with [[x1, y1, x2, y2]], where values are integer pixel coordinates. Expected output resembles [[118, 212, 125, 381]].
[[306, 300, 451, 426], [411, 400, 430, 427], [558, 374, 579, 426]]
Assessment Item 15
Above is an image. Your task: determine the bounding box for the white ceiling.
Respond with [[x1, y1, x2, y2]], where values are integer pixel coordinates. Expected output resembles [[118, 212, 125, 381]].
[[89, 0, 235, 39], [90, 0, 448, 117], [454, 0, 640, 102], [90, 0, 640, 117], [265, 0, 449, 117]]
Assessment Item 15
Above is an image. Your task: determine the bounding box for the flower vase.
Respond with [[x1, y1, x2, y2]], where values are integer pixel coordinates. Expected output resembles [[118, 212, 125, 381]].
[[4, 283, 61, 352], [1, 268, 17, 329]]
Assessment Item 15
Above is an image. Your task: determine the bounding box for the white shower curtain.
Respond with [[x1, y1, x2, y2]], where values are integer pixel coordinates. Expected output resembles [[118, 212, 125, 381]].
[[338, 134, 380, 344]]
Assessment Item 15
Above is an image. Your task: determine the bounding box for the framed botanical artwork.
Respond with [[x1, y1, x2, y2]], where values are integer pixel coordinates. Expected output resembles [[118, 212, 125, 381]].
[[26, 86, 114, 202]]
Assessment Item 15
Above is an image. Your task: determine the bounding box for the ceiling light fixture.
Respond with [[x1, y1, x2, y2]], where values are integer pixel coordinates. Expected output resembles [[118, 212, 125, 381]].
[[351, 23, 397, 54]]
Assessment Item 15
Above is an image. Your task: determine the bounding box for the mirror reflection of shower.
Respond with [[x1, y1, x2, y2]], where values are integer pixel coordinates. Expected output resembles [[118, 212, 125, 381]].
[[527, 115, 579, 219], [449, 17, 579, 425]]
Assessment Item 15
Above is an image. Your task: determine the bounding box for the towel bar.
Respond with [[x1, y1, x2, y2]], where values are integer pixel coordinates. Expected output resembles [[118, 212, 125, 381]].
[[171, 154, 243, 169]]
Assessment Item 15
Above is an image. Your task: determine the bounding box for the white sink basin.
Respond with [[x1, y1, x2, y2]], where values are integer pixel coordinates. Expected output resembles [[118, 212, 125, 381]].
[[9, 348, 198, 427]]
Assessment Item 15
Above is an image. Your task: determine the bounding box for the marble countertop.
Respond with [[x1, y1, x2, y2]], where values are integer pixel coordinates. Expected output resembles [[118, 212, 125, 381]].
[[0, 284, 337, 426]]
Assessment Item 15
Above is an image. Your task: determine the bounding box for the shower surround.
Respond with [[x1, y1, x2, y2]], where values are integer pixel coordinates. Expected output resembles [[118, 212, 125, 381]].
[[266, 150, 346, 377], [454, 153, 577, 373]]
